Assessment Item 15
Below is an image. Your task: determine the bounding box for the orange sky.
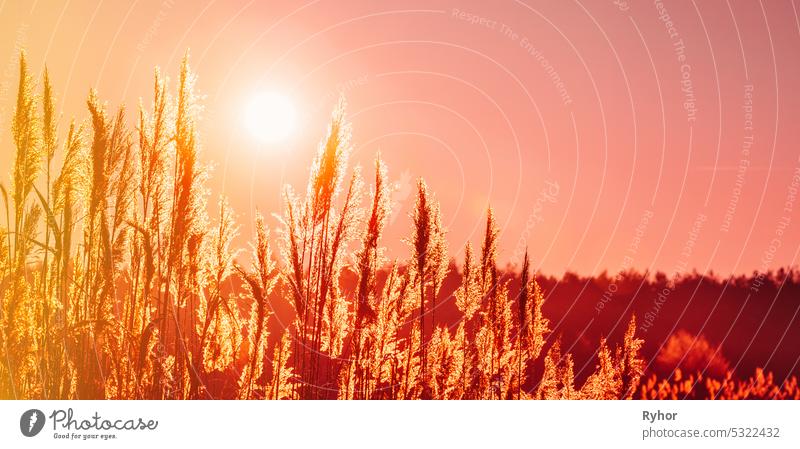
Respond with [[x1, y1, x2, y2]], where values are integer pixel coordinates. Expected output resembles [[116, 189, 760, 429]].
[[1, 0, 799, 276]]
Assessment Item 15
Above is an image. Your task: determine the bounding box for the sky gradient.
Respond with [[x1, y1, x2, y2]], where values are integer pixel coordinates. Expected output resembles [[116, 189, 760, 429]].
[[1, 0, 799, 276]]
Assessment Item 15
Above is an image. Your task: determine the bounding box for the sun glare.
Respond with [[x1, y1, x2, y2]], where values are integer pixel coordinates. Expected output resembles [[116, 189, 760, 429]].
[[244, 91, 297, 144]]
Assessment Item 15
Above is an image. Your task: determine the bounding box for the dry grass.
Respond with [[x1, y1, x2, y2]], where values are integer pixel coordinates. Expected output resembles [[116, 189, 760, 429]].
[[640, 368, 800, 400], [0, 53, 795, 400]]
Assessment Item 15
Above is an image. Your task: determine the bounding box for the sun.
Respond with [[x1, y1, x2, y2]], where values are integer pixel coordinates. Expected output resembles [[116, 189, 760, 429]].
[[244, 91, 297, 144]]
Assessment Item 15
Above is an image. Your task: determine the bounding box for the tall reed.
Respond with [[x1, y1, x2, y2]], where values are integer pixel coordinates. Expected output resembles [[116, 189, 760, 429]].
[[0, 52, 660, 401]]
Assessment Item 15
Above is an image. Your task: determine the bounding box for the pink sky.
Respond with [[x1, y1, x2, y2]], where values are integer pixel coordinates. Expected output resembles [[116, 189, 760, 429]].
[[1, 0, 799, 276]]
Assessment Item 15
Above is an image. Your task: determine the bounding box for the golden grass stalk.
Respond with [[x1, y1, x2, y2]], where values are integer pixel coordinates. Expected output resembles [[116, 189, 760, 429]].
[[408, 178, 448, 397], [0, 51, 682, 402], [236, 211, 277, 399]]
